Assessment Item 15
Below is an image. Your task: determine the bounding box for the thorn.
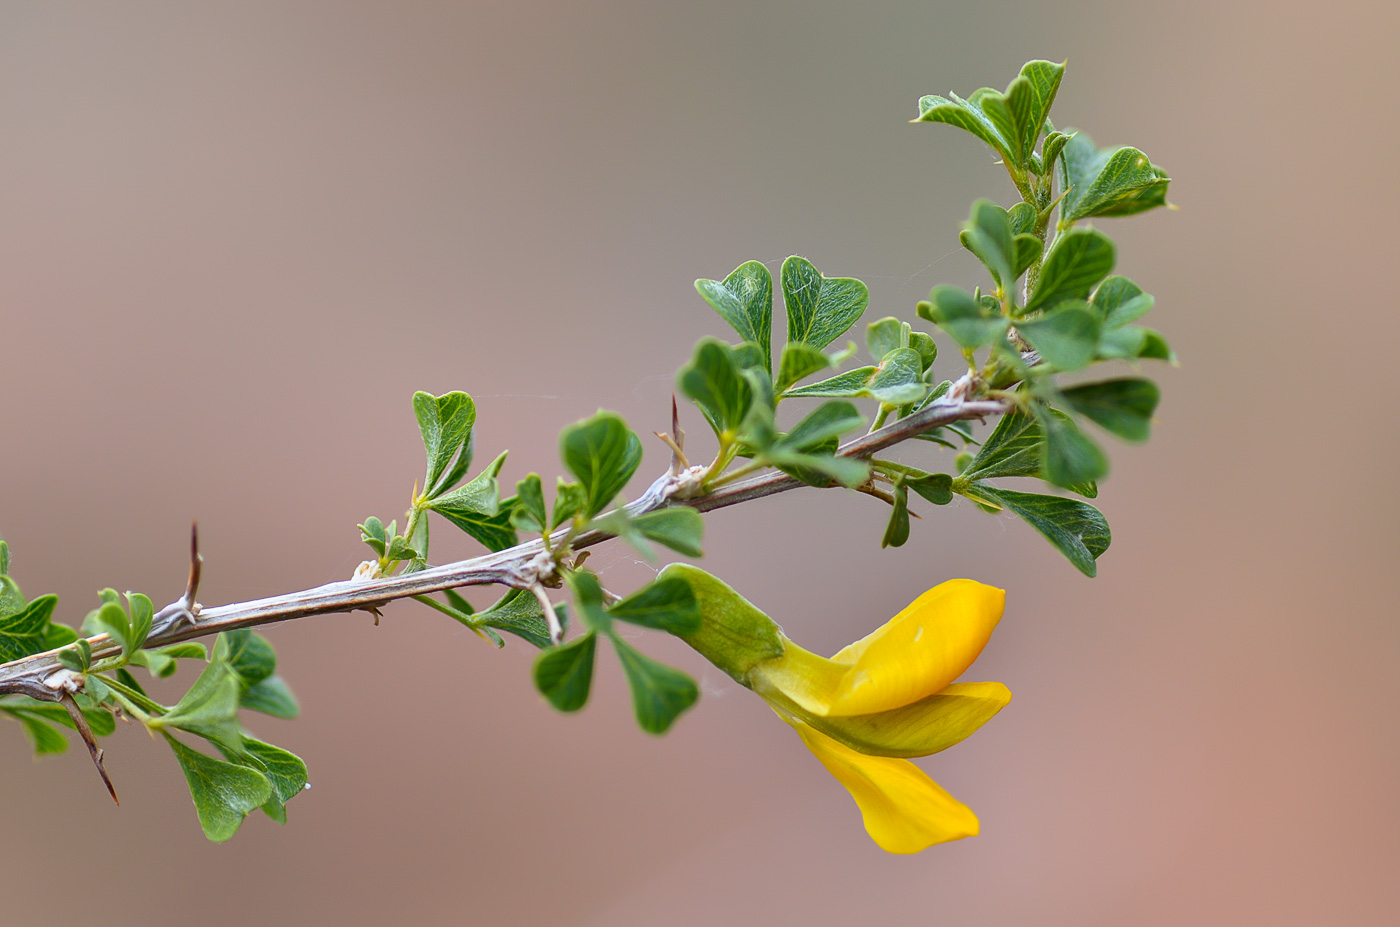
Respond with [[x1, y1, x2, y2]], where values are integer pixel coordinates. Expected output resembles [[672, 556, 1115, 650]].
[[572, 550, 590, 570], [62, 693, 118, 805], [182, 522, 203, 620]]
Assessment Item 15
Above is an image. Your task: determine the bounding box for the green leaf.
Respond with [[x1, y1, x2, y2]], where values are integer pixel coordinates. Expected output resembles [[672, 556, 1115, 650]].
[[4, 698, 116, 737], [156, 660, 246, 757], [413, 391, 477, 498], [125, 593, 153, 653], [781, 257, 869, 351], [959, 199, 1015, 288], [560, 411, 644, 518], [155, 642, 209, 661], [777, 401, 865, 452], [429, 452, 514, 552], [1018, 300, 1101, 371], [1025, 228, 1116, 312], [1090, 276, 1152, 324], [129, 647, 176, 678], [959, 408, 1041, 481], [91, 600, 133, 657], [865, 317, 905, 360], [1041, 130, 1073, 176], [678, 338, 754, 439], [630, 508, 705, 558], [511, 474, 548, 535], [1057, 131, 1170, 223], [915, 61, 1063, 170], [917, 285, 1007, 350], [551, 479, 587, 530], [775, 342, 835, 393], [881, 479, 911, 549], [57, 637, 91, 672], [966, 483, 1110, 577], [0, 538, 8, 576], [224, 630, 276, 687], [768, 448, 870, 488], [473, 588, 554, 650], [607, 576, 702, 634], [533, 632, 596, 713], [219, 735, 308, 824], [164, 734, 272, 842], [0, 594, 58, 662], [565, 571, 612, 634], [611, 636, 698, 734], [782, 349, 924, 405], [1036, 406, 1109, 489], [7, 711, 68, 755], [1005, 60, 1064, 167], [907, 472, 953, 505], [1061, 379, 1160, 442], [695, 260, 773, 373], [358, 517, 388, 557], [1013, 234, 1044, 279], [241, 676, 299, 719]]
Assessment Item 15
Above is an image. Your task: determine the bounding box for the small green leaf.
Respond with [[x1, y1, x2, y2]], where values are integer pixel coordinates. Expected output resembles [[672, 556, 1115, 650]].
[[959, 199, 1015, 289], [8, 711, 68, 755], [865, 317, 905, 360], [775, 342, 835, 393], [768, 449, 870, 488], [473, 588, 554, 650], [1036, 406, 1109, 489], [533, 632, 596, 713], [428, 451, 514, 551], [358, 517, 387, 557], [0, 594, 58, 662], [1013, 234, 1044, 279], [0, 538, 8, 576], [56, 639, 91, 672], [630, 508, 704, 558], [130, 647, 176, 678], [92, 601, 133, 658], [1018, 300, 1101, 371], [1041, 130, 1073, 176], [678, 338, 754, 439], [413, 391, 477, 498], [511, 474, 548, 534], [881, 479, 911, 549], [695, 261, 774, 373], [1061, 379, 1160, 442], [607, 576, 702, 634], [1057, 131, 1170, 222], [165, 734, 273, 843], [611, 636, 698, 735], [915, 61, 1063, 170], [777, 401, 865, 452], [241, 677, 300, 719], [156, 660, 246, 757], [966, 483, 1110, 577], [781, 257, 869, 351], [560, 412, 644, 518], [782, 350, 924, 406], [218, 735, 308, 824], [565, 571, 612, 634], [551, 479, 587, 530], [907, 472, 954, 505], [1025, 228, 1116, 312], [156, 642, 209, 661], [917, 285, 1007, 350], [224, 630, 276, 687], [125, 593, 153, 653]]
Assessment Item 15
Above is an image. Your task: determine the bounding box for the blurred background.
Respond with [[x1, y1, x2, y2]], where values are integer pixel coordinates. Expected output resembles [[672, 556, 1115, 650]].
[[1, 1, 1396, 924]]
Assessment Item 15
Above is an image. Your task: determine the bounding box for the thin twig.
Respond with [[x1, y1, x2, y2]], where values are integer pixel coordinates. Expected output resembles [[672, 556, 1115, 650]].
[[0, 387, 1007, 700]]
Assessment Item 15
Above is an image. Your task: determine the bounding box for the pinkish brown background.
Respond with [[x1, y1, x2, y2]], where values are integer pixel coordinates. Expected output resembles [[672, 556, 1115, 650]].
[[1, 2, 1396, 924]]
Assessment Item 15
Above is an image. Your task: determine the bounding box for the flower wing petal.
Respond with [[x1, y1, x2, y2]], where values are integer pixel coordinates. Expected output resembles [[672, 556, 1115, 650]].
[[789, 718, 979, 853], [824, 579, 1005, 716]]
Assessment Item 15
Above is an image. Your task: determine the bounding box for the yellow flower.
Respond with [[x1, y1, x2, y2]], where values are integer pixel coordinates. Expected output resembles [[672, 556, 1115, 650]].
[[659, 564, 1010, 854]]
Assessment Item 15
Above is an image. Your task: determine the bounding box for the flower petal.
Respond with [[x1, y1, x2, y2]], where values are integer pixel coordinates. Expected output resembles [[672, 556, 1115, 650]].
[[824, 579, 1005, 716], [788, 718, 979, 853], [792, 681, 1011, 758]]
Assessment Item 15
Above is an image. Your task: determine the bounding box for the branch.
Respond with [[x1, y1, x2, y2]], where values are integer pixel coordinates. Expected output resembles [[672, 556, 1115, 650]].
[[0, 386, 1007, 701]]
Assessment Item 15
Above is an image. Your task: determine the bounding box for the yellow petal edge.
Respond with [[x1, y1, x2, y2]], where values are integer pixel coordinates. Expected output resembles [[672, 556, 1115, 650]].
[[788, 718, 979, 853]]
